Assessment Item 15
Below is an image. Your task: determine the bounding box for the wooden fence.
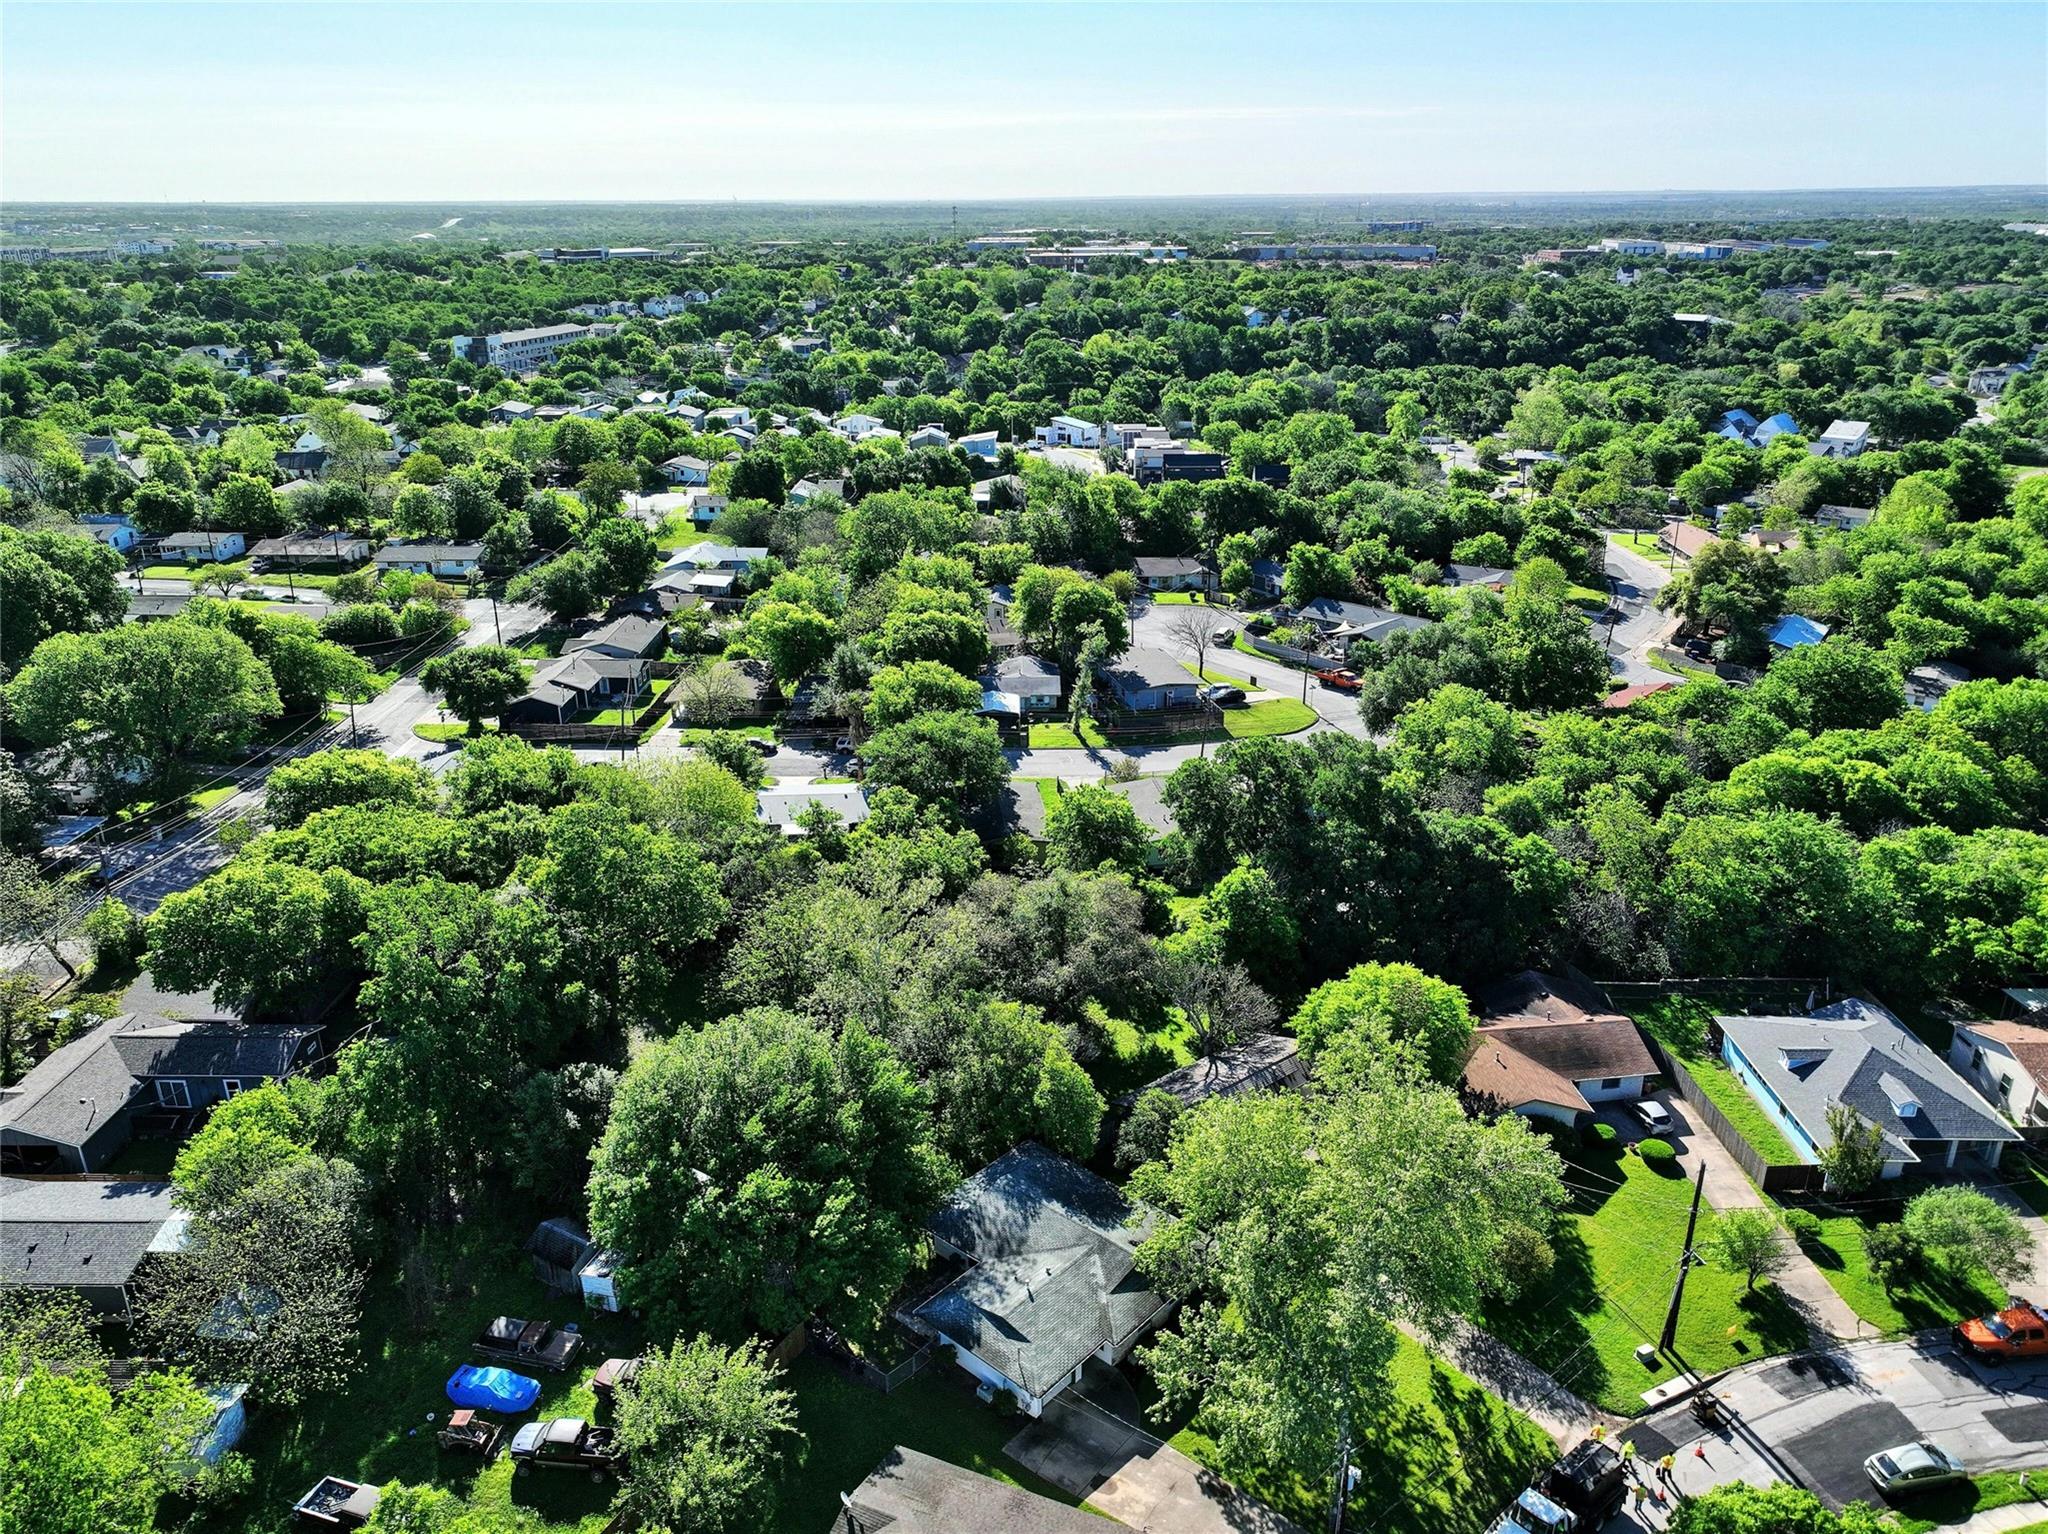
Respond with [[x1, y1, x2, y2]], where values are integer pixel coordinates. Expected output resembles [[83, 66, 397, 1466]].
[[1644, 1039, 1824, 1195]]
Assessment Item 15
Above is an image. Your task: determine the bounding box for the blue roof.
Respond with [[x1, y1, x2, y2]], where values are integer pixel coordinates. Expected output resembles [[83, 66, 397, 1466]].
[[1718, 408, 1759, 430], [1767, 613, 1830, 648], [1759, 412, 1800, 433]]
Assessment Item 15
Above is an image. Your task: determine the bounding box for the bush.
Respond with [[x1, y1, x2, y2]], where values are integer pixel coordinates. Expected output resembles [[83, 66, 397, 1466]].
[[1116, 1089, 1184, 1170], [1585, 1120, 1620, 1149], [698, 733, 765, 787], [1489, 1221, 1557, 1296], [1781, 1208, 1823, 1247], [1637, 1137, 1679, 1171], [1864, 1221, 1920, 1292], [82, 898, 143, 968]]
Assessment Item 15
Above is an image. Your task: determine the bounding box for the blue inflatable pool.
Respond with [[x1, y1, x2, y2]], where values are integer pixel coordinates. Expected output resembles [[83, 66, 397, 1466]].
[[445, 1365, 540, 1413]]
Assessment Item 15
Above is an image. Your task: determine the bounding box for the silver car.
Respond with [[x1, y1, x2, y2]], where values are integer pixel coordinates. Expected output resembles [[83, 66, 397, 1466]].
[[1631, 1100, 1675, 1135], [1864, 1441, 1965, 1498]]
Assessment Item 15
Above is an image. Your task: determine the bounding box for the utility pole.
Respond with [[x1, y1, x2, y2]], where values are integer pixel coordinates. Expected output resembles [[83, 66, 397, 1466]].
[[490, 592, 503, 645], [1659, 1163, 1709, 1353], [1329, 1410, 1353, 1533]]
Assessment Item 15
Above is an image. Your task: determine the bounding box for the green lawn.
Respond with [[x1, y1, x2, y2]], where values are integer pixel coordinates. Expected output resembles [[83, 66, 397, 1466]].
[[764, 1355, 1086, 1531], [1610, 532, 1668, 560], [674, 723, 776, 743], [1087, 1007, 1197, 1102], [577, 688, 660, 728], [1149, 591, 1213, 605], [1029, 720, 1109, 750], [1627, 995, 1803, 1166], [1015, 777, 1062, 813], [1148, 1333, 1554, 1534], [1219, 698, 1317, 738], [1177, 658, 1256, 687], [223, 1249, 643, 1534], [1795, 1210, 2006, 1336], [1882, 1467, 2048, 1533], [140, 561, 250, 581], [99, 1136, 180, 1177], [1479, 1135, 1810, 1414], [414, 721, 495, 743], [2003, 1145, 2048, 1216]]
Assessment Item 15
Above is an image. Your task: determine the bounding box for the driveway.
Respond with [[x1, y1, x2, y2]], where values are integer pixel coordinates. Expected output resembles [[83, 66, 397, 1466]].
[[1004, 1366, 1302, 1534]]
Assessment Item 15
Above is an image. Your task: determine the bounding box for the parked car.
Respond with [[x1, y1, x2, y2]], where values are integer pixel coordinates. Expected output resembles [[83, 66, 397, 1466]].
[[1630, 1100, 1675, 1136], [509, 1418, 625, 1482], [1203, 684, 1246, 706], [744, 735, 776, 756], [1953, 1301, 2048, 1362], [293, 1477, 382, 1529], [472, 1316, 585, 1374], [1683, 637, 1714, 661], [833, 735, 855, 753], [591, 1355, 643, 1406], [1864, 1441, 1966, 1498], [1313, 668, 1360, 692]]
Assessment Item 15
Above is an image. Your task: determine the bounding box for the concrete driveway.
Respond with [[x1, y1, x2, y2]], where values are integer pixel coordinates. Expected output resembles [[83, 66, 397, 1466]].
[[1004, 1366, 1302, 1533]]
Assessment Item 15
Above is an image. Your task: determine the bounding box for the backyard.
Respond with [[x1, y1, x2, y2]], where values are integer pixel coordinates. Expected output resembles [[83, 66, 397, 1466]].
[[1625, 991, 1806, 1165]]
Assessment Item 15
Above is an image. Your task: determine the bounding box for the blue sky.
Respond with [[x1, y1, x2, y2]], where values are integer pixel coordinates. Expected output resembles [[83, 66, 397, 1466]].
[[4, 3, 2044, 201]]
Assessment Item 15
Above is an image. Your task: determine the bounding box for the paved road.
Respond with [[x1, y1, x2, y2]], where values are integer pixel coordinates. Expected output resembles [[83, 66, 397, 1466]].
[[1599, 536, 1680, 687], [1126, 596, 1370, 737]]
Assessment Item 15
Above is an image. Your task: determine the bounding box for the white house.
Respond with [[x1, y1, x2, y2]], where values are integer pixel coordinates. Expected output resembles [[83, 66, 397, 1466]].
[[156, 530, 247, 564], [373, 539, 483, 578], [1949, 1020, 2048, 1131], [907, 424, 951, 450], [833, 413, 886, 440], [1033, 415, 1101, 449], [658, 455, 710, 487], [662, 541, 764, 574], [488, 400, 536, 424], [756, 784, 870, 837], [959, 430, 1000, 460], [1811, 420, 1871, 458]]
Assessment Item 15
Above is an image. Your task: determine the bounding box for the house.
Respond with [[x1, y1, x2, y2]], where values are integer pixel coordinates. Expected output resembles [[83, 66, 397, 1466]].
[[448, 323, 599, 373], [1102, 774, 1178, 843], [788, 476, 847, 505], [1752, 412, 1801, 446], [1811, 420, 1872, 458], [1905, 660, 1971, 712], [562, 614, 666, 662], [988, 654, 1062, 712], [1949, 1020, 2048, 1132], [1132, 555, 1212, 593], [1719, 999, 2020, 1179], [1714, 408, 1760, 442], [157, 530, 248, 564], [1249, 557, 1285, 599], [502, 652, 646, 726], [681, 490, 728, 526], [1742, 527, 1801, 553], [1100, 647, 1201, 711], [1443, 563, 1514, 590], [0, 1012, 324, 1173], [1142, 448, 1227, 488], [662, 541, 764, 574], [658, 455, 710, 487], [903, 1143, 1171, 1418], [1292, 598, 1434, 645], [1114, 1032, 1306, 1110], [1600, 681, 1673, 710], [126, 592, 193, 622], [826, 1446, 1105, 1534], [374, 540, 483, 578], [1033, 416, 1101, 449], [1716, 410, 1800, 448], [274, 448, 330, 481], [1815, 503, 1875, 532], [907, 424, 951, 450], [833, 412, 886, 440], [755, 784, 870, 837], [959, 430, 1001, 460], [248, 530, 370, 568], [488, 400, 537, 424], [0, 1177, 188, 1317], [1659, 521, 1718, 562], [58, 520, 140, 554], [1462, 1015, 1658, 1130], [1766, 613, 1830, 650]]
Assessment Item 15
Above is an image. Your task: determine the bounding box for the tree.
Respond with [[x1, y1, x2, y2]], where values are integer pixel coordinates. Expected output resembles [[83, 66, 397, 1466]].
[[1902, 1185, 2035, 1285], [1045, 782, 1151, 874], [6, 622, 281, 785], [1817, 1102, 1887, 1194], [511, 549, 604, 623], [305, 398, 389, 490], [0, 525, 128, 668], [587, 1010, 952, 1343], [874, 605, 990, 676], [614, 1335, 799, 1534], [264, 749, 436, 830], [0, 851, 84, 985], [420, 645, 527, 733], [865, 660, 983, 729], [170, 1076, 328, 1221], [1162, 605, 1233, 681], [586, 514, 658, 595], [146, 860, 366, 1014], [1290, 962, 1474, 1085], [927, 1000, 1104, 1165], [861, 712, 1008, 818], [1117, 1088, 1185, 1169], [1705, 1207, 1792, 1292], [748, 600, 838, 685], [1161, 953, 1277, 1056], [726, 450, 787, 506], [676, 660, 752, 729], [390, 484, 452, 540], [133, 1155, 368, 1406], [0, 1362, 213, 1534]]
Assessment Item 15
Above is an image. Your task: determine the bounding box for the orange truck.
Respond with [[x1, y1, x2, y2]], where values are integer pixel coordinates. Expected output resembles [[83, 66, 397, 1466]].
[[1954, 1301, 2048, 1361]]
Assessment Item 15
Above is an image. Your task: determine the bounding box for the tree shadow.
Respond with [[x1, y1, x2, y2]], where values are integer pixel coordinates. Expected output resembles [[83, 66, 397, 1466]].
[[1738, 1285, 1813, 1358], [1478, 1215, 1611, 1409]]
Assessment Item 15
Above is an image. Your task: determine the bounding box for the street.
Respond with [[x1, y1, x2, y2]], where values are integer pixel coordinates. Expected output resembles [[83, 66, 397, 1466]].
[[1601, 534, 1680, 686]]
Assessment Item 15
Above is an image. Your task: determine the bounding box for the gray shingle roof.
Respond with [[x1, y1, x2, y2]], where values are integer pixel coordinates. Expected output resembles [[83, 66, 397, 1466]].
[[563, 615, 664, 658], [1100, 647, 1194, 692], [826, 1446, 1101, 1534], [910, 1143, 1161, 1399], [1719, 1000, 2020, 1163], [1116, 1032, 1305, 1108], [0, 1177, 183, 1289], [108, 1020, 319, 1081]]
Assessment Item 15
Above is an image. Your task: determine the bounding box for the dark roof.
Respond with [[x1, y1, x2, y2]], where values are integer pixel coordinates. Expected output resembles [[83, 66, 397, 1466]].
[[0, 1177, 183, 1289], [374, 540, 483, 563], [274, 449, 329, 473], [249, 531, 366, 557], [1444, 563, 1513, 587], [910, 1143, 1162, 1399], [826, 1447, 1101, 1534], [563, 615, 664, 658], [1467, 1017, 1657, 1086], [1475, 970, 1621, 1025], [108, 1020, 319, 1081], [1132, 556, 1206, 579], [1116, 1033, 1305, 1108], [1102, 775, 1175, 835], [1100, 647, 1195, 692]]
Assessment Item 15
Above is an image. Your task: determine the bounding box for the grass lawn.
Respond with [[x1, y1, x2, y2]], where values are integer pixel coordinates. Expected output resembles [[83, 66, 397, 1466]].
[[141, 561, 251, 581], [1149, 591, 1212, 605], [1883, 1467, 2048, 1533], [674, 723, 775, 743], [1177, 658, 1256, 687], [1220, 699, 1318, 738], [1610, 532, 1669, 561], [1029, 720, 1109, 750], [1627, 994, 1803, 1166], [1144, 1333, 1554, 1534], [1568, 584, 1609, 609], [1794, 1210, 2006, 1336], [223, 1248, 643, 1534], [1017, 777, 1061, 813], [99, 1136, 180, 1177], [1086, 1007, 1196, 1102], [765, 1355, 1086, 1532], [1479, 1136, 1810, 1414], [2003, 1145, 2048, 1216], [414, 721, 495, 743], [578, 689, 659, 728]]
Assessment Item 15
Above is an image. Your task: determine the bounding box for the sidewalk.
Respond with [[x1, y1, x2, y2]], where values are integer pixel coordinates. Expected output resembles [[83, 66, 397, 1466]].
[[1397, 1317, 1610, 1446]]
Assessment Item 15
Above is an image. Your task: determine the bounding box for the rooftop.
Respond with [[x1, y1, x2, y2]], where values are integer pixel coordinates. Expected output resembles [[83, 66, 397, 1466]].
[[826, 1446, 1102, 1534]]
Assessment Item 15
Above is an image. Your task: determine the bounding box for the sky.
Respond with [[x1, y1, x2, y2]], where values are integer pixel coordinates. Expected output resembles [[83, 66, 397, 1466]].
[[4, 2, 2045, 203]]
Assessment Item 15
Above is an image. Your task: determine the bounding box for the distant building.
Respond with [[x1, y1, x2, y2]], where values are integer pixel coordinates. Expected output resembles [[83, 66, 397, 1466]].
[[157, 530, 247, 564], [373, 539, 482, 578], [757, 784, 870, 837], [1033, 415, 1101, 449], [448, 323, 600, 373], [1811, 420, 1872, 458]]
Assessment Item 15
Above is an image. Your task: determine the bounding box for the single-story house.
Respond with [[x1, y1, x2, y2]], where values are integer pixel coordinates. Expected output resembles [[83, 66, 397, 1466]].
[[1600, 681, 1673, 710], [904, 1142, 1171, 1418], [1461, 1014, 1658, 1129], [827, 1446, 1104, 1534], [1102, 774, 1177, 839], [971, 474, 1025, 513], [126, 591, 193, 622], [756, 784, 870, 837], [157, 530, 248, 564], [1033, 415, 1101, 449], [788, 477, 847, 505], [1115, 1032, 1306, 1110], [488, 400, 537, 424], [1292, 598, 1434, 645], [907, 424, 951, 450], [1811, 420, 1872, 458], [1948, 1020, 2048, 1132], [1249, 557, 1285, 599], [1767, 613, 1830, 650], [0, 1176, 188, 1317], [659, 455, 710, 487], [1905, 660, 1971, 712], [274, 448, 330, 481], [662, 540, 765, 574], [502, 653, 646, 726], [248, 530, 370, 568], [562, 614, 666, 662], [1132, 555, 1212, 594], [1100, 647, 1201, 711], [833, 413, 886, 440], [1719, 999, 2020, 1179], [1743, 527, 1802, 553], [988, 654, 1061, 712], [1658, 521, 1718, 562], [373, 539, 483, 578], [1815, 504, 1875, 532], [0, 1013, 323, 1174], [1443, 563, 1514, 590], [959, 430, 1001, 460], [60, 520, 141, 554]]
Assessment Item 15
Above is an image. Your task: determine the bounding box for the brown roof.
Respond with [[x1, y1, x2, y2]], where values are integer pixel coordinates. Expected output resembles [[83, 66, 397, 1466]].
[[1601, 682, 1673, 710], [1662, 521, 1718, 560], [1471, 1016, 1658, 1084], [1474, 969, 1621, 1025], [1462, 1036, 1590, 1116], [1962, 1020, 2048, 1083]]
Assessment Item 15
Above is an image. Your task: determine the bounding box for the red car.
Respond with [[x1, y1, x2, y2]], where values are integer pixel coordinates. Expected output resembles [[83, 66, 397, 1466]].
[[1313, 668, 1361, 692]]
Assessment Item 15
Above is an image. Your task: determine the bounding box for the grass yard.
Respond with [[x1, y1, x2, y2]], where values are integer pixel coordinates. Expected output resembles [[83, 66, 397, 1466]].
[[2002, 1145, 2048, 1216], [414, 721, 495, 743], [1626, 994, 1804, 1166], [1086, 1007, 1197, 1102], [1143, 1333, 1554, 1534], [1218, 698, 1317, 738], [141, 561, 251, 581], [1017, 777, 1062, 813], [1479, 1136, 1809, 1414], [674, 723, 775, 743], [1029, 720, 1109, 750], [1149, 591, 1213, 605], [1610, 532, 1669, 561], [765, 1355, 1086, 1531], [222, 1250, 643, 1534], [1794, 1209, 2006, 1336], [1177, 658, 1256, 687], [1882, 1467, 2048, 1533], [577, 688, 660, 728]]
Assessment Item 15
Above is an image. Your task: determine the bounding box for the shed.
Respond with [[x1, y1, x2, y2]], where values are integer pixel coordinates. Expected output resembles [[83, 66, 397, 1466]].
[[525, 1217, 594, 1295]]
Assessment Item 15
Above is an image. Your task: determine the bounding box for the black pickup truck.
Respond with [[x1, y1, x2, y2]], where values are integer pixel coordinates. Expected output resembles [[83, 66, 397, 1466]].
[[472, 1315, 585, 1374]]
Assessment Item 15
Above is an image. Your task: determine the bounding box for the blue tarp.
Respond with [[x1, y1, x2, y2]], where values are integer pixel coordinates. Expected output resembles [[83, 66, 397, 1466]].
[[446, 1366, 540, 1413], [1767, 613, 1831, 649]]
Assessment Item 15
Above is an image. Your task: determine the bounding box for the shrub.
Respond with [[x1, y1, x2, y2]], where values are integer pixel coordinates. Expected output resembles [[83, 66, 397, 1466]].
[[1864, 1221, 1920, 1292], [1586, 1120, 1620, 1148], [1781, 1208, 1823, 1247], [698, 733, 765, 788], [1116, 1089, 1184, 1170], [82, 897, 143, 968], [1490, 1221, 1557, 1296], [1637, 1137, 1679, 1171]]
